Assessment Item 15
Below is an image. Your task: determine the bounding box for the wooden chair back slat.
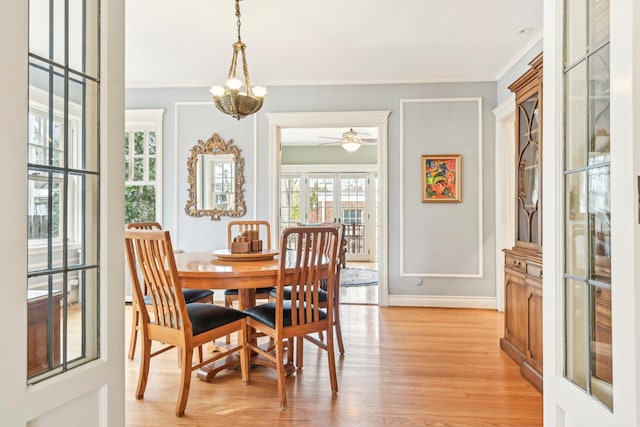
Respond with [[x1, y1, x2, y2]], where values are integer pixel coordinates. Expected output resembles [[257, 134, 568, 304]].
[[125, 229, 189, 334]]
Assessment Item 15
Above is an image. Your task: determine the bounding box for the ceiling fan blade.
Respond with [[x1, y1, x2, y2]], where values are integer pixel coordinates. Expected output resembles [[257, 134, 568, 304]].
[[361, 138, 377, 143], [319, 136, 344, 140]]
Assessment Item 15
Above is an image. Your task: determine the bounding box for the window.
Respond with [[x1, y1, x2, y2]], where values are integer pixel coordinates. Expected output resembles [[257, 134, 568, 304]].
[[124, 110, 164, 224], [280, 174, 301, 231], [27, 0, 100, 383]]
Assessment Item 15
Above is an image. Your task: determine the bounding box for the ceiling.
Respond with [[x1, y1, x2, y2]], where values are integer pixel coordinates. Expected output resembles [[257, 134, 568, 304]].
[[125, 0, 543, 89]]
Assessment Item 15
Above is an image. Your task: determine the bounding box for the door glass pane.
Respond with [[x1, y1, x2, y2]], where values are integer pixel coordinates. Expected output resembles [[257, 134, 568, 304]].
[[340, 175, 367, 256], [308, 175, 334, 223], [565, 278, 589, 389], [588, 166, 610, 284], [27, 274, 64, 378], [565, 0, 587, 66], [69, 0, 99, 76], [566, 172, 587, 278], [589, 0, 610, 50], [69, 74, 99, 172], [565, 62, 587, 170], [588, 45, 610, 163]]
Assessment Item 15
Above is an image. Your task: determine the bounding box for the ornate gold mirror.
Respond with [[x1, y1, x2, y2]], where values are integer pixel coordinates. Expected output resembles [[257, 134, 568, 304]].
[[185, 133, 246, 220]]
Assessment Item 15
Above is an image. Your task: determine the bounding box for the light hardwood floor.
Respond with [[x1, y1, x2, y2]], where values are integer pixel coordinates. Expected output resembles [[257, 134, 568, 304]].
[[125, 303, 542, 426], [340, 261, 378, 305]]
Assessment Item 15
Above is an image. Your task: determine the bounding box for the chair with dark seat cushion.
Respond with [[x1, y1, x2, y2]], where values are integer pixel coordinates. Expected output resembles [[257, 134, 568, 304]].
[[125, 228, 249, 417], [126, 222, 214, 360], [244, 226, 339, 409], [269, 222, 346, 356]]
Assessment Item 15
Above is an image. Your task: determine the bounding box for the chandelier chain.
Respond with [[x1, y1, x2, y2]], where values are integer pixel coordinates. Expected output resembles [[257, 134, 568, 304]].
[[235, 0, 242, 42]]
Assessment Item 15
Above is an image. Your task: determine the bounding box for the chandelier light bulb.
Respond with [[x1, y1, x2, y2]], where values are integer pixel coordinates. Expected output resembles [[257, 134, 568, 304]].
[[252, 86, 267, 98], [225, 78, 244, 91], [209, 85, 226, 97]]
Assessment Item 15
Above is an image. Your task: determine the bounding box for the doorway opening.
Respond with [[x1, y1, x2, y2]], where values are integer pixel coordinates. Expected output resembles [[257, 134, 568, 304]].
[[267, 111, 390, 306]]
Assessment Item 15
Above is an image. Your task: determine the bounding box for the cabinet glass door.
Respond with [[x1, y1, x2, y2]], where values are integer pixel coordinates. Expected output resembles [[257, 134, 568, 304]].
[[516, 92, 541, 248]]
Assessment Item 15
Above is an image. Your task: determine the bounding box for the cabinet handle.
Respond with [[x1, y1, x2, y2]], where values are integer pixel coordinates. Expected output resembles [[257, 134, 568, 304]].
[[595, 288, 602, 297], [513, 260, 521, 267]]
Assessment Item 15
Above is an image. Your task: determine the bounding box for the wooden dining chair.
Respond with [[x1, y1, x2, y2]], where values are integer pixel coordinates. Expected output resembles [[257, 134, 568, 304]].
[[124, 229, 250, 417], [126, 222, 214, 360], [244, 226, 340, 409], [270, 222, 346, 356], [224, 220, 274, 309]]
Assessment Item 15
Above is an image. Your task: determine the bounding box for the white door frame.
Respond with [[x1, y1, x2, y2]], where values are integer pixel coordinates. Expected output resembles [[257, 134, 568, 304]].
[[268, 111, 390, 306], [493, 94, 516, 312], [2, 0, 126, 425]]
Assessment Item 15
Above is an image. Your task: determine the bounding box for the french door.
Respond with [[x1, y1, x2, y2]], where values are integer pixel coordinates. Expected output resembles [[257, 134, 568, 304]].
[[280, 169, 376, 262]]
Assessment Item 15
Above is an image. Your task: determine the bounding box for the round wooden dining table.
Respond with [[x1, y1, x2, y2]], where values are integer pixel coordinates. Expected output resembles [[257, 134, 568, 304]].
[[173, 249, 281, 311]]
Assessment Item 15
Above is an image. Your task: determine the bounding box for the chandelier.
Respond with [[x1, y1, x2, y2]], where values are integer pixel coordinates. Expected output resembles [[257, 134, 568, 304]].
[[210, 0, 266, 120]]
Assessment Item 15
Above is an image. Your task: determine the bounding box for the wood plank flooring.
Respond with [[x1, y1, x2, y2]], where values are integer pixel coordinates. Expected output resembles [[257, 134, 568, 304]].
[[125, 304, 542, 426]]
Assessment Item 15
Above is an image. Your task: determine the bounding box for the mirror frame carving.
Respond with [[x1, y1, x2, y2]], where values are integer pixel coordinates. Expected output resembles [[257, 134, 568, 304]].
[[185, 133, 247, 220]]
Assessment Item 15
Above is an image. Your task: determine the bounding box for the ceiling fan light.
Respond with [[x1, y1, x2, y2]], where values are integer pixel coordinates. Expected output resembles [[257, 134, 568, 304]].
[[342, 141, 361, 153]]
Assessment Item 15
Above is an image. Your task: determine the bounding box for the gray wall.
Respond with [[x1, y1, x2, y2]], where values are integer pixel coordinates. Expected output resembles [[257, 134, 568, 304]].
[[126, 80, 498, 301]]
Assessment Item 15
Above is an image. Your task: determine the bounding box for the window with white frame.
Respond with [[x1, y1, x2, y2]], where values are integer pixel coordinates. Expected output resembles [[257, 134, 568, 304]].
[[124, 110, 164, 225]]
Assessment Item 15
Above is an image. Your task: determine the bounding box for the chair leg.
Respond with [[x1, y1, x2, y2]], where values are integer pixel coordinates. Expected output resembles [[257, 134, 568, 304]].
[[175, 346, 193, 417], [295, 336, 304, 368], [239, 322, 250, 384], [128, 304, 140, 360], [275, 338, 288, 409], [326, 327, 338, 394], [136, 335, 152, 400], [334, 305, 345, 355], [225, 295, 234, 344]]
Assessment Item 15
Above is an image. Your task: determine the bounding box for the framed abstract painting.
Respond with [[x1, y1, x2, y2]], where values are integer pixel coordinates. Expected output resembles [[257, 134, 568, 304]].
[[421, 154, 461, 202]]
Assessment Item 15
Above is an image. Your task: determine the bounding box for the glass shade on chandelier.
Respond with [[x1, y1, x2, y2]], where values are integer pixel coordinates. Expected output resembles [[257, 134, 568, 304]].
[[210, 0, 266, 120]]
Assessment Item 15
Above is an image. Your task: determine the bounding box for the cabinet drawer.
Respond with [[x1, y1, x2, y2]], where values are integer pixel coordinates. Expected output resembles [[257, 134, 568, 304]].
[[505, 254, 526, 273], [526, 262, 543, 280]]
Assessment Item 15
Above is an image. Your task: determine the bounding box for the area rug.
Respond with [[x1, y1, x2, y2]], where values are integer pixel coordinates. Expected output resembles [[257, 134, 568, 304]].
[[339, 268, 378, 287]]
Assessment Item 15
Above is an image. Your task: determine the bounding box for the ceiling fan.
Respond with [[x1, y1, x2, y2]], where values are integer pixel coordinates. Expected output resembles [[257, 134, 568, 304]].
[[319, 128, 377, 153]]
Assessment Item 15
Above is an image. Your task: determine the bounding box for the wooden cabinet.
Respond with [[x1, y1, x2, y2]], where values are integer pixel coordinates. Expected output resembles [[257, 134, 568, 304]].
[[501, 249, 543, 392], [500, 53, 543, 392]]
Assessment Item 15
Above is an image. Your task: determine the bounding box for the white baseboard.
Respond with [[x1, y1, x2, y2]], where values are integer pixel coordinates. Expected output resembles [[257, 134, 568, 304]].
[[387, 294, 497, 310]]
